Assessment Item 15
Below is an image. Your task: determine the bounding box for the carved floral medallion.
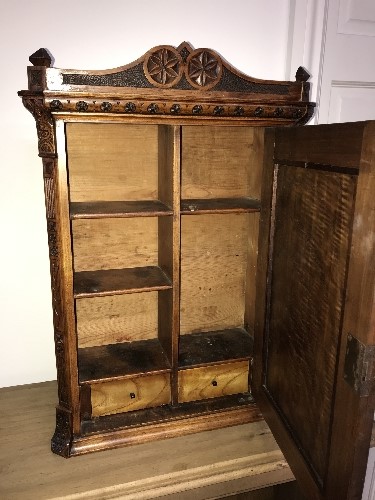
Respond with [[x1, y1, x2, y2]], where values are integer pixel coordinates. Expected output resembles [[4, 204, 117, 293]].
[[186, 49, 222, 89], [144, 47, 183, 88]]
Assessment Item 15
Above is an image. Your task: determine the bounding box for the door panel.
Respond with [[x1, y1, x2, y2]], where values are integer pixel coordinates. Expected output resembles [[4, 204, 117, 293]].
[[254, 121, 375, 500]]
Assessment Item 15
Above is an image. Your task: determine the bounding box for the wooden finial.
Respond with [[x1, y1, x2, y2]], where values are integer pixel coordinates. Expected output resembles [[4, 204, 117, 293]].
[[295, 66, 310, 82], [29, 48, 52, 67]]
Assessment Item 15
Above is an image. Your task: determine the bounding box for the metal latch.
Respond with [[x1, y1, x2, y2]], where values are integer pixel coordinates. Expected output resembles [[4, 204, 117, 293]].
[[343, 334, 375, 397]]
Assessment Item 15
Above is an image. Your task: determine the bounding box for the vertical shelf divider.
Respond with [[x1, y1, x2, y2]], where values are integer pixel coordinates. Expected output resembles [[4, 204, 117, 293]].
[[157, 125, 181, 404]]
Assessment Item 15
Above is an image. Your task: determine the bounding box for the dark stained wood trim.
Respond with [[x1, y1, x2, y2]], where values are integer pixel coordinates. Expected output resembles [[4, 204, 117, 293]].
[[325, 121, 375, 500], [274, 122, 365, 167], [275, 159, 359, 176]]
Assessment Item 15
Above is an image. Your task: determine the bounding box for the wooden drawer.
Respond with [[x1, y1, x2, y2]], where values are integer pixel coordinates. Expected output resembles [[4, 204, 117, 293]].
[[178, 360, 249, 403], [90, 373, 171, 417]]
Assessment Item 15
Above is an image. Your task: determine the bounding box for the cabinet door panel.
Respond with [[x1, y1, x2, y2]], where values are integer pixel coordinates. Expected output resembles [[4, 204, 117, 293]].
[[254, 122, 375, 500]]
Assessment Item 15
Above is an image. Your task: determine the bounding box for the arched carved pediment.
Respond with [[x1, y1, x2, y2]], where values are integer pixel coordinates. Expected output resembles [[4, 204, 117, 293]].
[[20, 42, 314, 126]]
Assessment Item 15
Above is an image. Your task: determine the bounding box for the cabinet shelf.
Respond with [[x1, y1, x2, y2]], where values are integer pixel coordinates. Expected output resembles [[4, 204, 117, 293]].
[[74, 266, 172, 298], [78, 339, 171, 383], [180, 197, 260, 215], [178, 328, 253, 368], [70, 200, 173, 219]]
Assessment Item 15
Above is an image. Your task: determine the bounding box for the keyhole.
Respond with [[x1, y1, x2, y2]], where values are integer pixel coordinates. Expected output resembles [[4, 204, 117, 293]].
[[212, 380, 218, 387]]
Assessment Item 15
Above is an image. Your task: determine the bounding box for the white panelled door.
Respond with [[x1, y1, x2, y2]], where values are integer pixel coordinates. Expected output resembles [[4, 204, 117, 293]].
[[320, 0, 375, 123], [288, 0, 375, 124]]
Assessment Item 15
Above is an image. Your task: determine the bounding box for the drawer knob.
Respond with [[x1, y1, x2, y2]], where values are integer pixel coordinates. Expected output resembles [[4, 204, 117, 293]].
[[130, 392, 136, 399], [211, 380, 218, 387]]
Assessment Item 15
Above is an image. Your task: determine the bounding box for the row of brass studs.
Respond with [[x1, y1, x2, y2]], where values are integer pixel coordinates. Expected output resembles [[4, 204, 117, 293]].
[[49, 99, 304, 119]]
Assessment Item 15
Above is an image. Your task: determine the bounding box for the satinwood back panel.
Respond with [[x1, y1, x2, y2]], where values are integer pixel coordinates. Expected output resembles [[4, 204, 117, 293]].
[[181, 126, 259, 200], [72, 217, 159, 271], [180, 213, 250, 335], [66, 123, 159, 202], [76, 292, 159, 348]]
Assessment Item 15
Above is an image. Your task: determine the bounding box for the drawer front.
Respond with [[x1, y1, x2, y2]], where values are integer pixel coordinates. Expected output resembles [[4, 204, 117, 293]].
[[178, 360, 249, 403], [91, 373, 171, 417]]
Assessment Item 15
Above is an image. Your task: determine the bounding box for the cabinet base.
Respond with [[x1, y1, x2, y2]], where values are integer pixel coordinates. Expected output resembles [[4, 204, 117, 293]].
[[52, 396, 262, 457]]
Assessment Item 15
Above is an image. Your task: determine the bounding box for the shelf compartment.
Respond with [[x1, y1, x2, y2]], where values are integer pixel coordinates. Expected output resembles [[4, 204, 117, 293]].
[[67, 123, 160, 203], [180, 214, 249, 334], [181, 197, 260, 215], [78, 338, 171, 383], [74, 266, 172, 298], [70, 200, 173, 219], [76, 291, 159, 348], [179, 328, 253, 368], [181, 126, 260, 200], [72, 217, 160, 272]]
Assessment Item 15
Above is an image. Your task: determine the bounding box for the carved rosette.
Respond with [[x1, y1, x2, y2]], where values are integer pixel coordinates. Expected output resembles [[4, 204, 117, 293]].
[[186, 49, 222, 89], [144, 47, 183, 88], [143, 46, 222, 90], [22, 98, 55, 156]]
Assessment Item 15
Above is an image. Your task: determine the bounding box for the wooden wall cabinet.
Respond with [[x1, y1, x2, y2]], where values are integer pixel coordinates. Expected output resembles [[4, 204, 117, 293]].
[[19, 44, 374, 500]]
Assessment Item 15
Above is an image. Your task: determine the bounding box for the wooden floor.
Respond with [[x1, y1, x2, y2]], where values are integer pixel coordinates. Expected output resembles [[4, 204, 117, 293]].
[[0, 381, 295, 500]]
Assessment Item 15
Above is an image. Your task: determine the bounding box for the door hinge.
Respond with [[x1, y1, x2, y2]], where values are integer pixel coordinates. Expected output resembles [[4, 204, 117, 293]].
[[344, 334, 375, 397]]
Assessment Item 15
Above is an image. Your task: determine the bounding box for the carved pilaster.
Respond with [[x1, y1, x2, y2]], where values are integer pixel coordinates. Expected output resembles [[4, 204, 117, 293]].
[[42, 158, 69, 407]]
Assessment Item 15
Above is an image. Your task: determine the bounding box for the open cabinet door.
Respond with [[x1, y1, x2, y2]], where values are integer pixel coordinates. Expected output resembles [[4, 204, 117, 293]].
[[254, 121, 375, 500]]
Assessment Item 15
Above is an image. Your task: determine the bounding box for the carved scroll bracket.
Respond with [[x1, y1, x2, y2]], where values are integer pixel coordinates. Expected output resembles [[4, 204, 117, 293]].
[[22, 97, 56, 157]]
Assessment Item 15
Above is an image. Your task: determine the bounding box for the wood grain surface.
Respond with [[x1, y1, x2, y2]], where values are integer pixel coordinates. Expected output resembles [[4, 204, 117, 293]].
[[181, 126, 257, 200], [0, 381, 295, 500], [266, 165, 356, 482], [178, 360, 249, 403], [66, 123, 159, 202], [91, 373, 171, 417], [72, 217, 159, 271], [76, 292, 159, 348], [180, 213, 250, 334]]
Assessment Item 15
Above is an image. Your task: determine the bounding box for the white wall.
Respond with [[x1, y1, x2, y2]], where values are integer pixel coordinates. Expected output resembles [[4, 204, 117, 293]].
[[0, 0, 291, 387]]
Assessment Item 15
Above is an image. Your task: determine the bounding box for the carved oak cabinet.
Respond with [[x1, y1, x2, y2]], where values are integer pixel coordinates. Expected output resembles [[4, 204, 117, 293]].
[[19, 44, 375, 500]]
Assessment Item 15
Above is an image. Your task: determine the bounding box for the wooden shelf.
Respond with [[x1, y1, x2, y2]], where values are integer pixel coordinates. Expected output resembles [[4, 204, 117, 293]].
[[179, 328, 253, 368], [79, 339, 171, 383], [181, 197, 260, 215], [70, 200, 173, 219], [74, 266, 172, 298]]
